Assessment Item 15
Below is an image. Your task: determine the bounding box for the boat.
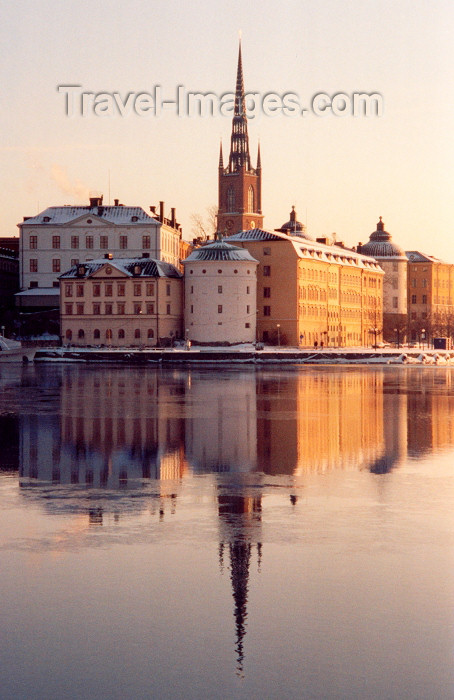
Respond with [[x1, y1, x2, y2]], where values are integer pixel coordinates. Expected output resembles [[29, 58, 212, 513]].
[[0, 334, 35, 363]]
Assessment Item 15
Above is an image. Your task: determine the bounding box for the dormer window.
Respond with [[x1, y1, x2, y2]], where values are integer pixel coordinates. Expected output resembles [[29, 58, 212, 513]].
[[133, 264, 141, 276], [43, 216, 50, 222], [131, 216, 138, 222]]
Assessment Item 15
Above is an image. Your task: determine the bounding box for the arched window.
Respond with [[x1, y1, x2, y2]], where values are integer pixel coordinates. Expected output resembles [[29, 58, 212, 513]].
[[78, 329, 85, 339], [106, 329, 112, 341], [94, 329, 100, 340], [118, 329, 125, 339], [65, 329, 72, 340], [147, 329, 154, 339], [134, 329, 141, 339], [227, 186, 235, 211], [248, 185, 254, 212]]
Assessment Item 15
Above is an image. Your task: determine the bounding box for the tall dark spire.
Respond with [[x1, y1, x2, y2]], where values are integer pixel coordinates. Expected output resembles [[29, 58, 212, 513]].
[[256, 141, 261, 170], [228, 40, 251, 172], [219, 140, 224, 168]]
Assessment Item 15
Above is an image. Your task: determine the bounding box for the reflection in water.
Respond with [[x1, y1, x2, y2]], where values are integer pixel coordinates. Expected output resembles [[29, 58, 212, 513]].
[[2, 365, 454, 681]]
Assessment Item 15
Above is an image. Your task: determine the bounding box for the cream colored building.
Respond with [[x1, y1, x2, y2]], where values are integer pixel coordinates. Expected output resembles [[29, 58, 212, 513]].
[[227, 227, 384, 347], [19, 196, 184, 298], [59, 256, 183, 347], [182, 238, 258, 345], [359, 217, 408, 342]]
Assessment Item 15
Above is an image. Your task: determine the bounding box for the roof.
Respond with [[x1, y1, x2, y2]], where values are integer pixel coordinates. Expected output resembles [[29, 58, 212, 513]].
[[227, 228, 383, 271], [406, 251, 443, 263], [15, 287, 60, 297], [59, 257, 182, 279], [183, 239, 258, 263], [361, 217, 406, 259], [20, 205, 158, 226]]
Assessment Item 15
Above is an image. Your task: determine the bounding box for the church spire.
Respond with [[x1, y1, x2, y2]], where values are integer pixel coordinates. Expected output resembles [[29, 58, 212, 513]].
[[219, 140, 224, 169], [256, 141, 261, 170], [228, 39, 251, 172]]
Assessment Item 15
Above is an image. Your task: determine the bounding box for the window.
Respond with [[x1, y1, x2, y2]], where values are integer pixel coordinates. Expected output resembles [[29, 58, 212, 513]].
[[71, 236, 79, 249], [248, 185, 254, 212], [52, 258, 61, 273], [53, 281, 59, 288], [30, 235, 37, 249], [218, 285, 222, 294], [65, 329, 72, 340], [105, 303, 113, 315], [166, 283, 171, 296], [246, 305, 250, 314], [117, 302, 125, 314], [134, 283, 142, 297], [76, 303, 84, 315], [78, 329, 85, 339], [93, 303, 101, 315], [134, 329, 141, 339], [411, 294, 417, 304], [264, 306, 271, 316], [246, 286, 250, 294], [100, 236, 108, 249], [422, 279, 427, 288], [263, 287, 271, 298], [411, 312, 417, 320], [71, 259, 79, 267], [191, 305, 194, 313], [412, 278, 417, 288], [93, 284, 101, 297], [166, 303, 171, 315], [146, 303, 154, 314], [120, 235, 128, 249], [263, 265, 271, 276], [65, 284, 73, 297], [422, 312, 427, 319], [422, 295, 427, 304], [392, 297, 398, 309], [105, 284, 113, 297], [134, 303, 142, 314], [146, 283, 155, 296], [190, 286, 194, 294], [147, 329, 154, 339], [65, 304, 73, 315], [263, 247, 271, 256], [86, 235, 93, 249], [106, 329, 112, 341], [245, 323, 250, 328], [392, 278, 398, 289], [94, 328, 100, 339], [117, 283, 125, 296], [142, 235, 151, 249], [218, 305, 223, 314], [118, 329, 125, 339], [30, 281, 38, 288], [30, 259, 38, 272], [393, 262, 398, 271], [227, 186, 235, 211], [76, 284, 84, 297]]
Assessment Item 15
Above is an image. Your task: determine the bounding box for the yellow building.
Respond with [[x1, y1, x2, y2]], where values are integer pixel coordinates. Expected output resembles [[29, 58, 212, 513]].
[[59, 256, 183, 347], [227, 227, 384, 347], [406, 251, 454, 343]]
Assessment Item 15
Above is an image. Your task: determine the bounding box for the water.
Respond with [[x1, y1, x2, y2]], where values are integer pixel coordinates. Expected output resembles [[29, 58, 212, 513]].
[[1, 364, 453, 700]]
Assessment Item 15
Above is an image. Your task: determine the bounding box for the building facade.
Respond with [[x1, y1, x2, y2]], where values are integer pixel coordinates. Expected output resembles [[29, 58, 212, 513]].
[[182, 238, 258, 344], [18, 196, 184, 294], [59, 257, 183, 347], [217, 42, 263, 235], [227, 228, 384, 347], [359, 218, 408, 342], [406, 251, 454, 343]]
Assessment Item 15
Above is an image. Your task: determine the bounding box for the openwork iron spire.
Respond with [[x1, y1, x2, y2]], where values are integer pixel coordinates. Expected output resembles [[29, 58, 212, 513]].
[[228, 40, 251, 172]]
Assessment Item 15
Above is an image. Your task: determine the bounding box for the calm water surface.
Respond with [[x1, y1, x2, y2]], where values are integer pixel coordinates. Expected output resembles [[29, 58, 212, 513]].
[[1, 364, 454, 700]]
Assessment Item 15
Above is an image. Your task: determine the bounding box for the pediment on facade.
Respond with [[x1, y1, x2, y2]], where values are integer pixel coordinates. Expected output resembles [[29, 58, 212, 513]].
[[89, 263, 129, 278], [65, 214, 112, 228]]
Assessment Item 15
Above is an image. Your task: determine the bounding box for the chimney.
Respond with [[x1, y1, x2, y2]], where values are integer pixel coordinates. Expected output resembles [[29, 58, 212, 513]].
[[114, 198, 119, 206], [89, 195, 103, 208], [159, 201, 165, 223], [171, 207, 176, 227], [150, 205, 157, 214], [104, 253, 113, 260], [357, 242, 363, 254]]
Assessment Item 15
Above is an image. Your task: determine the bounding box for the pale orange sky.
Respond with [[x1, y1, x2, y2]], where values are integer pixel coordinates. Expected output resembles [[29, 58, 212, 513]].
[[1, 0, 453, 259]]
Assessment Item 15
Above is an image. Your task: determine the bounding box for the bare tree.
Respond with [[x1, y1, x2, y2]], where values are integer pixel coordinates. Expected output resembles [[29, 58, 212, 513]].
[[190, 205, 218, 240]]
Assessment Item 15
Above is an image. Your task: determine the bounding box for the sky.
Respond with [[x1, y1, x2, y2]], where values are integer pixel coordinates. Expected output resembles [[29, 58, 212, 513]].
[[1, 0, 453, 259]]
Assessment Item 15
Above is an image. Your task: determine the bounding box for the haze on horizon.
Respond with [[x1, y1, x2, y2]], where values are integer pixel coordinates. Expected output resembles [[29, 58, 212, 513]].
[[1, 0, 453, 259]]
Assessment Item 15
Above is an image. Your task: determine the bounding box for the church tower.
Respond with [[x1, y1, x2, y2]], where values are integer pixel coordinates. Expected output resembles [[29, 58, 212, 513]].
[[217, 42, 263, 235]]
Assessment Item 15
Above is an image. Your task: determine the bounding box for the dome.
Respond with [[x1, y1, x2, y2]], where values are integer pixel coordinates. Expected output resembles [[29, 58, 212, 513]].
[[276, 206, 313, 240], [360, 217, 406, 258], [183, 237, 258, 263]]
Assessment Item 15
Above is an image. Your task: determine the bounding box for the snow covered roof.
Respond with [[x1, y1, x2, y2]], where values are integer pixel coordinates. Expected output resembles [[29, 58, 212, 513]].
[[183, 239, 258, 263], [20, 205, 158, 226], [15, 287, 60, 297], [406, 251, 443, 263], [59, 258, 182, 279]]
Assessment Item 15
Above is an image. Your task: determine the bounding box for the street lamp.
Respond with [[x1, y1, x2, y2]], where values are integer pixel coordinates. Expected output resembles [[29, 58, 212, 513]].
[[421, 328, 425, 350], [394, 327, 400, 349], [277, 324, 281, 347]]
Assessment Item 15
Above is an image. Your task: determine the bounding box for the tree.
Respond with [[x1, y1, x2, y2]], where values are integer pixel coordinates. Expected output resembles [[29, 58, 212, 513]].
[[190, 205, 218, 240]]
